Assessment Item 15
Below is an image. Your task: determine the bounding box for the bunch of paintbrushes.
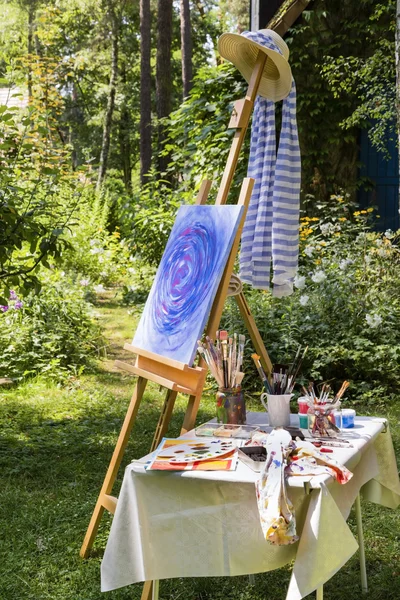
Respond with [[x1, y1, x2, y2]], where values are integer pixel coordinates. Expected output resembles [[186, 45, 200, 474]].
[[301, 381, 350, 406], [252, 345, 308, 394], [197, 331, 245, 389]]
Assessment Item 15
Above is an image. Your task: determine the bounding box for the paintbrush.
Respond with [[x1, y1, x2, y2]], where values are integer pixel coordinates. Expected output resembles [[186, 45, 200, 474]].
[[233, 334, 245, 387], [285, 345, 301, 382], [228, 337, 233, 386], [197, 341, 223, 387], [235, 372, 245, 386], [287, 345, 308, 393], [230, 333, 237, 388], [206, 335, 219, 367], [334, 381, 350, 401], [252, 353, 273, 393], [219, 330, 229, 388]]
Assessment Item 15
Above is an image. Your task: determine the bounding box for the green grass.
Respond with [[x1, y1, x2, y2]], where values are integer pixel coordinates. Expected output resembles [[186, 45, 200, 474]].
[[1, 295, 400, 600]]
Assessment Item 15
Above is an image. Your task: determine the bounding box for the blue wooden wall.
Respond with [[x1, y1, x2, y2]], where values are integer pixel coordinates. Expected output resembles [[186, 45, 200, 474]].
[[358, 128, 399, 232]]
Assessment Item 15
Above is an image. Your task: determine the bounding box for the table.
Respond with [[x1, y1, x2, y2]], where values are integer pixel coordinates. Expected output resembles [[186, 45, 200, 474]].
[[101, 413, 400, 599]]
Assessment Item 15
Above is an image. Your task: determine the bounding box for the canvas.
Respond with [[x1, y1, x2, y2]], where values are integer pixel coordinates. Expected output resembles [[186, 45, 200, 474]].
[[132, 204, 243, 364]]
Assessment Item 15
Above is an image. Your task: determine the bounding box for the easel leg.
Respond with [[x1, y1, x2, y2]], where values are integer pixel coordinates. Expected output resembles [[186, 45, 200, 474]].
[[355, 493, 368, 593], [150, 389, 178, 451], [316, 586, 323, 600], [180, 392, 202, 434], [141, 580, 153, 600], [235, 291, 273, 375], [80, 376, 148, 558]]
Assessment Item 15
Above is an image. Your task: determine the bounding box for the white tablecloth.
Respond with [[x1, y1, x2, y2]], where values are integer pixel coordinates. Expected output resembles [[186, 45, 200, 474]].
[[101, 414, 400, 599]]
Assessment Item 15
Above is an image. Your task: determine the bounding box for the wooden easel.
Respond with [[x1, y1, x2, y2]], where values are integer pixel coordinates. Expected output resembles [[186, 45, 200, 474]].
[[80, 50, 272, 562]]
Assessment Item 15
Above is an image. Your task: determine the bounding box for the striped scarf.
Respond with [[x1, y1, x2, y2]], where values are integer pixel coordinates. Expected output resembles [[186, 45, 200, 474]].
[[239, 34, 301, 297]]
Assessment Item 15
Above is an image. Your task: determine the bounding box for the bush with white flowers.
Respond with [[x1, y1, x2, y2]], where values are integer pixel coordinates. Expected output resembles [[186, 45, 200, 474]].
[[222, 194, 400, 406]]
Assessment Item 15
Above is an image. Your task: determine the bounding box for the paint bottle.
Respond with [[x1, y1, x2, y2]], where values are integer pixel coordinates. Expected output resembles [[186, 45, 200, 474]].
[[342, 409, 355, 428]]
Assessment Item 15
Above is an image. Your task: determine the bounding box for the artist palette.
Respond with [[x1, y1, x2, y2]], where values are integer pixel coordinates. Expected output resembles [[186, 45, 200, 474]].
[[155, 439, 236, 463]]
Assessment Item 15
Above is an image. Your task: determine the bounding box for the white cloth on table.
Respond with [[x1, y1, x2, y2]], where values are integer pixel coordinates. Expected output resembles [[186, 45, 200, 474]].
[[101, 415, 400, 599]]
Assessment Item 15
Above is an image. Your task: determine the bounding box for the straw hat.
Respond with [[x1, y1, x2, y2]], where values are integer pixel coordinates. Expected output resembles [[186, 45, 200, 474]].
[[218, 29, 292, 102]]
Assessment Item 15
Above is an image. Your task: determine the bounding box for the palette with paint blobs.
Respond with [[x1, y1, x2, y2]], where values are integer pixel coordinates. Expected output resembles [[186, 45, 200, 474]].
[[195, 423, 260, 439], [155, 439, 236, 463]]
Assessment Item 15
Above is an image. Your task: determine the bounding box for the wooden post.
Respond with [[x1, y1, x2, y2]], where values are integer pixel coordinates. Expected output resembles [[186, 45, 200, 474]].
[[215, 51, 266, 206]]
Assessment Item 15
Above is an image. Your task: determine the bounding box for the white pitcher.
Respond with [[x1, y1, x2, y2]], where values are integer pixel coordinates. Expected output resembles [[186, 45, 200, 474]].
[[261, 393, 292, 427]]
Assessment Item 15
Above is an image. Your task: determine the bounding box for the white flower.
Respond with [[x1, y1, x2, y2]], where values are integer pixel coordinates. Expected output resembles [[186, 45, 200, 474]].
[[90, 248, 100, 255], [385, 229, 394, 240], [339, 259, 353, 270], [105, 250, 112, 258], [94, 284, 105, 293], [365, 254, 372, 265], [299, 294, 309, 306], [90, 239, 97, 246], [294, 275, 306, 289], [60, 271, 65, 277], [320, 222, 334, 235], [304, 245, 315, 257], [98, 256, 104, 263], [356, 232, 367, 243], [366, 313, 382, 329], [375, 239, 383, 247], [79, 278, 90, 287], [311, 270, 327, 283], [128, 267, 135, 274], [378, 248, 387, 257]]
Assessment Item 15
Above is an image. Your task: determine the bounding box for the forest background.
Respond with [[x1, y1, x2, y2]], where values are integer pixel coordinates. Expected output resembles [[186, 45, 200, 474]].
[[0, 0, 398, 405]]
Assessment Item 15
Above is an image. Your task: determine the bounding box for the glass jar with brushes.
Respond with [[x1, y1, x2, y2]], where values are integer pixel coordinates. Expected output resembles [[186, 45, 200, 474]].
[[216, 386, 246, 425], [307, 401, 341, 438], [196, 330, 247, 425], [303, 381, 350, 438]]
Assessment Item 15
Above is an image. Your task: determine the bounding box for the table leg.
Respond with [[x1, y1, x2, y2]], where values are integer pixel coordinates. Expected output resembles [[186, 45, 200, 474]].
[[152, 580, 159, 600], [355, 493, 368, 594], [248, 574, 256, 585], [316, 585, 323, 600]]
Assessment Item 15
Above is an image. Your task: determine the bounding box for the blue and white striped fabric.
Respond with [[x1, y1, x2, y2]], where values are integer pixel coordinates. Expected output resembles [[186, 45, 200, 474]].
[[239, 33, 301, 297]]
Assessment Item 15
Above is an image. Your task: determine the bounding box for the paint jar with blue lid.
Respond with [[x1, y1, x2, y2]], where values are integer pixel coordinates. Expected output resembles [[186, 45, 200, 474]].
[[342, 409, 355, 428]]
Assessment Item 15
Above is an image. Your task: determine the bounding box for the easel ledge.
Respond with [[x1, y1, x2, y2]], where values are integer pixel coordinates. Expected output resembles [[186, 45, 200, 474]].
[[116, 344, 206, 396]]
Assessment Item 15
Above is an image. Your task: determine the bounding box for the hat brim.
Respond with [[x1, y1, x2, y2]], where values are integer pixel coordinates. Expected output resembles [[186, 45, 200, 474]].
[[218, 33, 292, 102]]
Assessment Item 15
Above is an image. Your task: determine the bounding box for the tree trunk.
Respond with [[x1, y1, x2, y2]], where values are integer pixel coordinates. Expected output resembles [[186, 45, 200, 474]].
[[97, 10, 119, 191], [120, 63, 132, 191], [396, 0, 400, 209], [156, 0, 173, 175], [140, 0, 152, 184], [180, 0, 193, 99], [27, 2, 34, 101]]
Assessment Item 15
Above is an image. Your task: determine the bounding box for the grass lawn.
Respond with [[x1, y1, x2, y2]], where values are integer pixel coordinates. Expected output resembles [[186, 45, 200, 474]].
[[1, 294, 400, 600]]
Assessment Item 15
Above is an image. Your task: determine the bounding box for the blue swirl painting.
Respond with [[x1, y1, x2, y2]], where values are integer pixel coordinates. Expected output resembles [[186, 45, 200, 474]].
[[133, 205, 243, 365]]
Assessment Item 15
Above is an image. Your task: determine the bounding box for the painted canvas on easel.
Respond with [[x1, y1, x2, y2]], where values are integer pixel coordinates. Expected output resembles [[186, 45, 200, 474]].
[[133, 205, 243, 365]]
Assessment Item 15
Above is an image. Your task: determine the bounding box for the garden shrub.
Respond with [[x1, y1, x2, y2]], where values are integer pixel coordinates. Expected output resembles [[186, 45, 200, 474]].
[[61, 187, 131, 287], [221, 194, 400, 406], [0, 276, 103, 382]]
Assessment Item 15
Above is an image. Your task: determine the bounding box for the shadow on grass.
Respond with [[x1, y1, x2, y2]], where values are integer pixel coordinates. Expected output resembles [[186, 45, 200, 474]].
[[0, 386, 216, 490]]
